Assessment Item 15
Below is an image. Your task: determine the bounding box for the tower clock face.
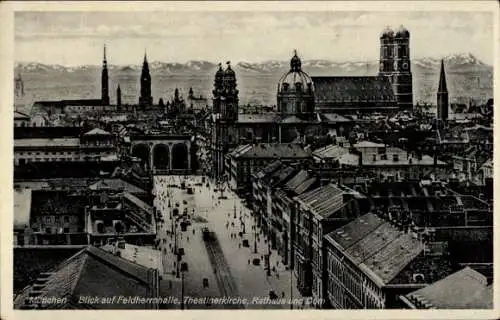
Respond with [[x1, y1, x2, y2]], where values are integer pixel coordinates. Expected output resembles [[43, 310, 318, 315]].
[[402, 62, 409, 70]]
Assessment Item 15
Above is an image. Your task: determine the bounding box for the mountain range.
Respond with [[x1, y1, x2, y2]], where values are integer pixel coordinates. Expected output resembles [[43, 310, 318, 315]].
[[15, 53, 491, 76], [14, 52, 493, 108]]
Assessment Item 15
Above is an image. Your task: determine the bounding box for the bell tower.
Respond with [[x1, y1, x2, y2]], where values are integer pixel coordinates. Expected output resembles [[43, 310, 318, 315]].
[[139, 51, 153, 108], [379, 27, 394, 76]]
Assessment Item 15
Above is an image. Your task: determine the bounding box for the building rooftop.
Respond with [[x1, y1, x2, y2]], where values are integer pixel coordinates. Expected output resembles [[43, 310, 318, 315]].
[[14, 138, 80, 148], [238, 113, 280, 123], [84, 128, 112, 136], [295, 183, 346, 218], [232, 143, 310, 159], [313, 144, 350, 160], [13, 246, 158, 309], [321, 113, 353, 123], [88, 179, 147, 194], [325, 213, 433, 286], [404, 267, 493, 309], [101, 243, 162, 271], [14, 110, 30, 120], [254, 160, 283, 180], [312, 76, 396, 104], [283, 169, 317, 195], [354, 141, 386, 148]]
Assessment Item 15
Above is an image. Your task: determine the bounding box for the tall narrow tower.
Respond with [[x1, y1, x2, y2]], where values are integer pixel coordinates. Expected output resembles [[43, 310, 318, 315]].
[[117, 84, 122, 109], [139, 51, 153, 108], [379, 27, 395, 76], [437, 59, 449, 122], [392, 26, 413, 110], [101, 45, 110, 105], [211, 62, 239, 181]]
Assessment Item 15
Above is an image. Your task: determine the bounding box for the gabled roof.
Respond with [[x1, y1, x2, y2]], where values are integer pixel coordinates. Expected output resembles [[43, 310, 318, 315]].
[[295, 183, 346, 218], [325, 213, 425, 286], [312, 76, 396, 103], [313, 144, 350, 159], [405, 267, 493, 309], [254, 160, 283, 180], [14, 246, 158, 309], [84, 128, 112, 136]]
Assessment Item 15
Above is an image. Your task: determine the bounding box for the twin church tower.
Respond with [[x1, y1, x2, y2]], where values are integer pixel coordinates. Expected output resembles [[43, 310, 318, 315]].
[[100, 45, 153, 108], [378, 26, 413, 110]]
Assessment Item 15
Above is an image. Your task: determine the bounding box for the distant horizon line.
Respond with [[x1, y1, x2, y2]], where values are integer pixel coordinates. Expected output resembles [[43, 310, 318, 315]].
[[13, 52, 490, 68]]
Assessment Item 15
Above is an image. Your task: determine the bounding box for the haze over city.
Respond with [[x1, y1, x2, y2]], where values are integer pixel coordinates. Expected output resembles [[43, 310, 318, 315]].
[[15, 11, 494, 66]]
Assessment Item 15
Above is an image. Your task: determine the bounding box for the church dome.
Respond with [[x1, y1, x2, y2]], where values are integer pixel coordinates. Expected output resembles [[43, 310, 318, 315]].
[[380, 26, 394, 38], [395, 25, 410, 38], [278, 51, 313, 93], [224, 62, 236, 77]]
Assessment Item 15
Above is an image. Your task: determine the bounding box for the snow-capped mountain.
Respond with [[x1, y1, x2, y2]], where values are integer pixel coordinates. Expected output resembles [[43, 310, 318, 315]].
[[15, 52, 490, 76]]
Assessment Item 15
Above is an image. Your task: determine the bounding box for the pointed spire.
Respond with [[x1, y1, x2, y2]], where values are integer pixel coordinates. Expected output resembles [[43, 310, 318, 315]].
[[438, 59, 448, 93], [144, 50, 148, 63], [103, 44, 107, 62]]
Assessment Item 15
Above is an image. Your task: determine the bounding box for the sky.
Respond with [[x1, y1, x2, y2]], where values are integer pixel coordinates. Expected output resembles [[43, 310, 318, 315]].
[[14, 10, 494, 66]]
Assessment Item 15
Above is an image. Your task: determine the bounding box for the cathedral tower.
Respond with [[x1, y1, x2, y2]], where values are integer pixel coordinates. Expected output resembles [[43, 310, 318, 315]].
[[221, 61, 239, 121], [212, 63, 224, 113], [392, 26, 413, 110], [139, 51, 153, 108], [379, 26, 413, 110], [379, 27, 394, 76], [437, 59, 449, 122], [101, 45, 110, 105], [15, 71, 24, 98]]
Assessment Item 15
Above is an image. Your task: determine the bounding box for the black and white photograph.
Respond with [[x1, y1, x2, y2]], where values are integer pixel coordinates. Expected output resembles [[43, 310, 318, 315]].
[[3, 1, 497, 317]]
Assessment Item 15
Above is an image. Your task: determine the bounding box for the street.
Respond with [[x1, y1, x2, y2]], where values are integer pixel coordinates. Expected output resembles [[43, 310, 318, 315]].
[[153, 175, 308, 309]]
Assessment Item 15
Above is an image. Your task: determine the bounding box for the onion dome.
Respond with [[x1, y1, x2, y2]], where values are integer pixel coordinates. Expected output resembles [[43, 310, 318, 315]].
[[224, 61, 235, 76], [380, 26, 394, 39], [395, 25, 410, 38], [278, 50, 312, 93]]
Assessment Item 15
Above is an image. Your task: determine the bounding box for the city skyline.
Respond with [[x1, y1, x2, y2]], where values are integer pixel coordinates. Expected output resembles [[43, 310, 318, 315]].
[[15, 11, 494, 66]]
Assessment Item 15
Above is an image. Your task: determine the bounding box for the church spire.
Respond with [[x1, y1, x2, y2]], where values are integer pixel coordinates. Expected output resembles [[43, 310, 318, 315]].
[[437, 59, 449, 122], [139, 50, 153, 108], [438, 59, 448, 93], [101, 44, 109, 105]]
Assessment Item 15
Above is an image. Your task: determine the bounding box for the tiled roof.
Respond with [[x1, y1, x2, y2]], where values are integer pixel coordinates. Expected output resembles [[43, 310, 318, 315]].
[[313, 144, 349, 159], [254, 160, 283, 180], [268, 166, 297, 187], [14, 138, 80, 148], [238, 113, 279, 123], [312, 76, 395, 103], [284, 170, 310, 191], [233, 143, 310, 159], [325, 213, 425, 285], [295, 183, 345, 218], [14, 246, 158, 309], [294, 177, 318, 195], [406, 267, 493, 309]]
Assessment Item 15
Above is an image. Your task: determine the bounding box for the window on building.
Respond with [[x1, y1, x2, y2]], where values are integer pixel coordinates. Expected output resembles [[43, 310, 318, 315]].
[[63, 216, 69, 223], [393, 154, 399, 162], [63, 227, 70, 233], [45, 227, 52, 234]]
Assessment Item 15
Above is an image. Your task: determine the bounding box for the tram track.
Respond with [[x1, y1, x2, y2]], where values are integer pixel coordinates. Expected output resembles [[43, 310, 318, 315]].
[[204, 232, 245, 309]]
